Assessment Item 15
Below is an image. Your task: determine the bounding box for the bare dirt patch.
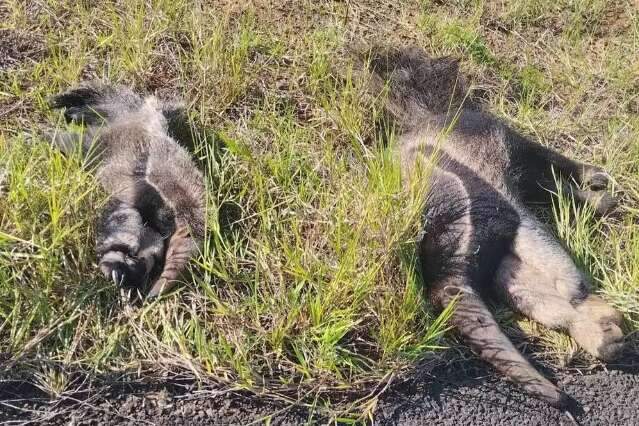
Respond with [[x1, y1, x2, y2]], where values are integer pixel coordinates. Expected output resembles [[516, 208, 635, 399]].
[[0, 29, 46, 71]]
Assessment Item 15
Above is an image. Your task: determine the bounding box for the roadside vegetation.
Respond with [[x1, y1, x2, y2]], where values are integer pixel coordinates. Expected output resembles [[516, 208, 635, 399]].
[[1, 0, 637, 420]]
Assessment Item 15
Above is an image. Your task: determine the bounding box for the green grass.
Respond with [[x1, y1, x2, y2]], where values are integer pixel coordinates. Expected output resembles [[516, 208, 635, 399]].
[[1, 0, 638, 420]]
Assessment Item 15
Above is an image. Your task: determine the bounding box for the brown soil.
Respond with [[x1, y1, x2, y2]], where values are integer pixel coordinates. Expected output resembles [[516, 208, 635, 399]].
[[0, 29, 46, 71]]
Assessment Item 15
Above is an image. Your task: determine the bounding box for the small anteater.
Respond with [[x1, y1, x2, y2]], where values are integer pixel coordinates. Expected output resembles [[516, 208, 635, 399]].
[[49, 82, 205, 299], [364, 46, 624, 408]]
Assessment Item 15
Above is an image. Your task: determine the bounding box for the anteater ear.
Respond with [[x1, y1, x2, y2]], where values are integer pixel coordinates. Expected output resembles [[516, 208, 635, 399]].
[[427, 56, 470, 110], [417, 55, 461, 87], [439, 57, 460, 81], [161, 102, 187, 133], [363, 45, 403, 76]]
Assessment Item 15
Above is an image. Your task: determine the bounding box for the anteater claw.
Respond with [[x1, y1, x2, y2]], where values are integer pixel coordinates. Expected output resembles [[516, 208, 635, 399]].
[[111, 269, 124, 286]]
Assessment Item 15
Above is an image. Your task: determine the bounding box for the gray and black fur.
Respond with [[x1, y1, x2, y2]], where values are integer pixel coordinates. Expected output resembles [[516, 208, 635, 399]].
[[364, 47, 624, 409], [49, 82, 205, 298]]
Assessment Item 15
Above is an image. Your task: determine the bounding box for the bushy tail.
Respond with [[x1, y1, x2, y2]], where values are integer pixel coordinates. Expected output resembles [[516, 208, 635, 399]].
[[49, 82, 144, 125], [50, 81, 190, 145], [362, 46, 470, 128]]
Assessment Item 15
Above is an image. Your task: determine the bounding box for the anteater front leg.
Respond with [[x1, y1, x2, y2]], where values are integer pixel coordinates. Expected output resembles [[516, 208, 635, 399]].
[[494, 215, 624, 361], [513, 134, 618, 214], [146, 222, 198, 298], [97, 199, 165, 290]]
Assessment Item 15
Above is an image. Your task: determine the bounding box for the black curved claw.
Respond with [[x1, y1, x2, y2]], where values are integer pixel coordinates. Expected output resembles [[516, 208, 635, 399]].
[[99, 250, 147, 289]]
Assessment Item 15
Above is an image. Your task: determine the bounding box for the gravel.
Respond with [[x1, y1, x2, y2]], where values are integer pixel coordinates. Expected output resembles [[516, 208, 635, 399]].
[[2, 353, 638, 425]]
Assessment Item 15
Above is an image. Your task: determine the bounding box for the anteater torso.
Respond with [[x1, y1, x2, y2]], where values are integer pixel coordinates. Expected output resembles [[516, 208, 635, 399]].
[[96, 105, 205, 241], [400, 110, 525, 296]]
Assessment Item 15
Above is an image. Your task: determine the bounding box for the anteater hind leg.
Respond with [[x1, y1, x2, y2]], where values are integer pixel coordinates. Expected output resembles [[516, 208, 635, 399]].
[[422, 170, 568, 407], [432, 279, 569, 406], [142, 145, 205, 299], [495, 216, 624, 360]]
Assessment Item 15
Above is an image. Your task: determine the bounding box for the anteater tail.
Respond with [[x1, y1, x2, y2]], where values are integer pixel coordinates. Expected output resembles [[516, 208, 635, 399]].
[[363, 46, 469, 129]]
